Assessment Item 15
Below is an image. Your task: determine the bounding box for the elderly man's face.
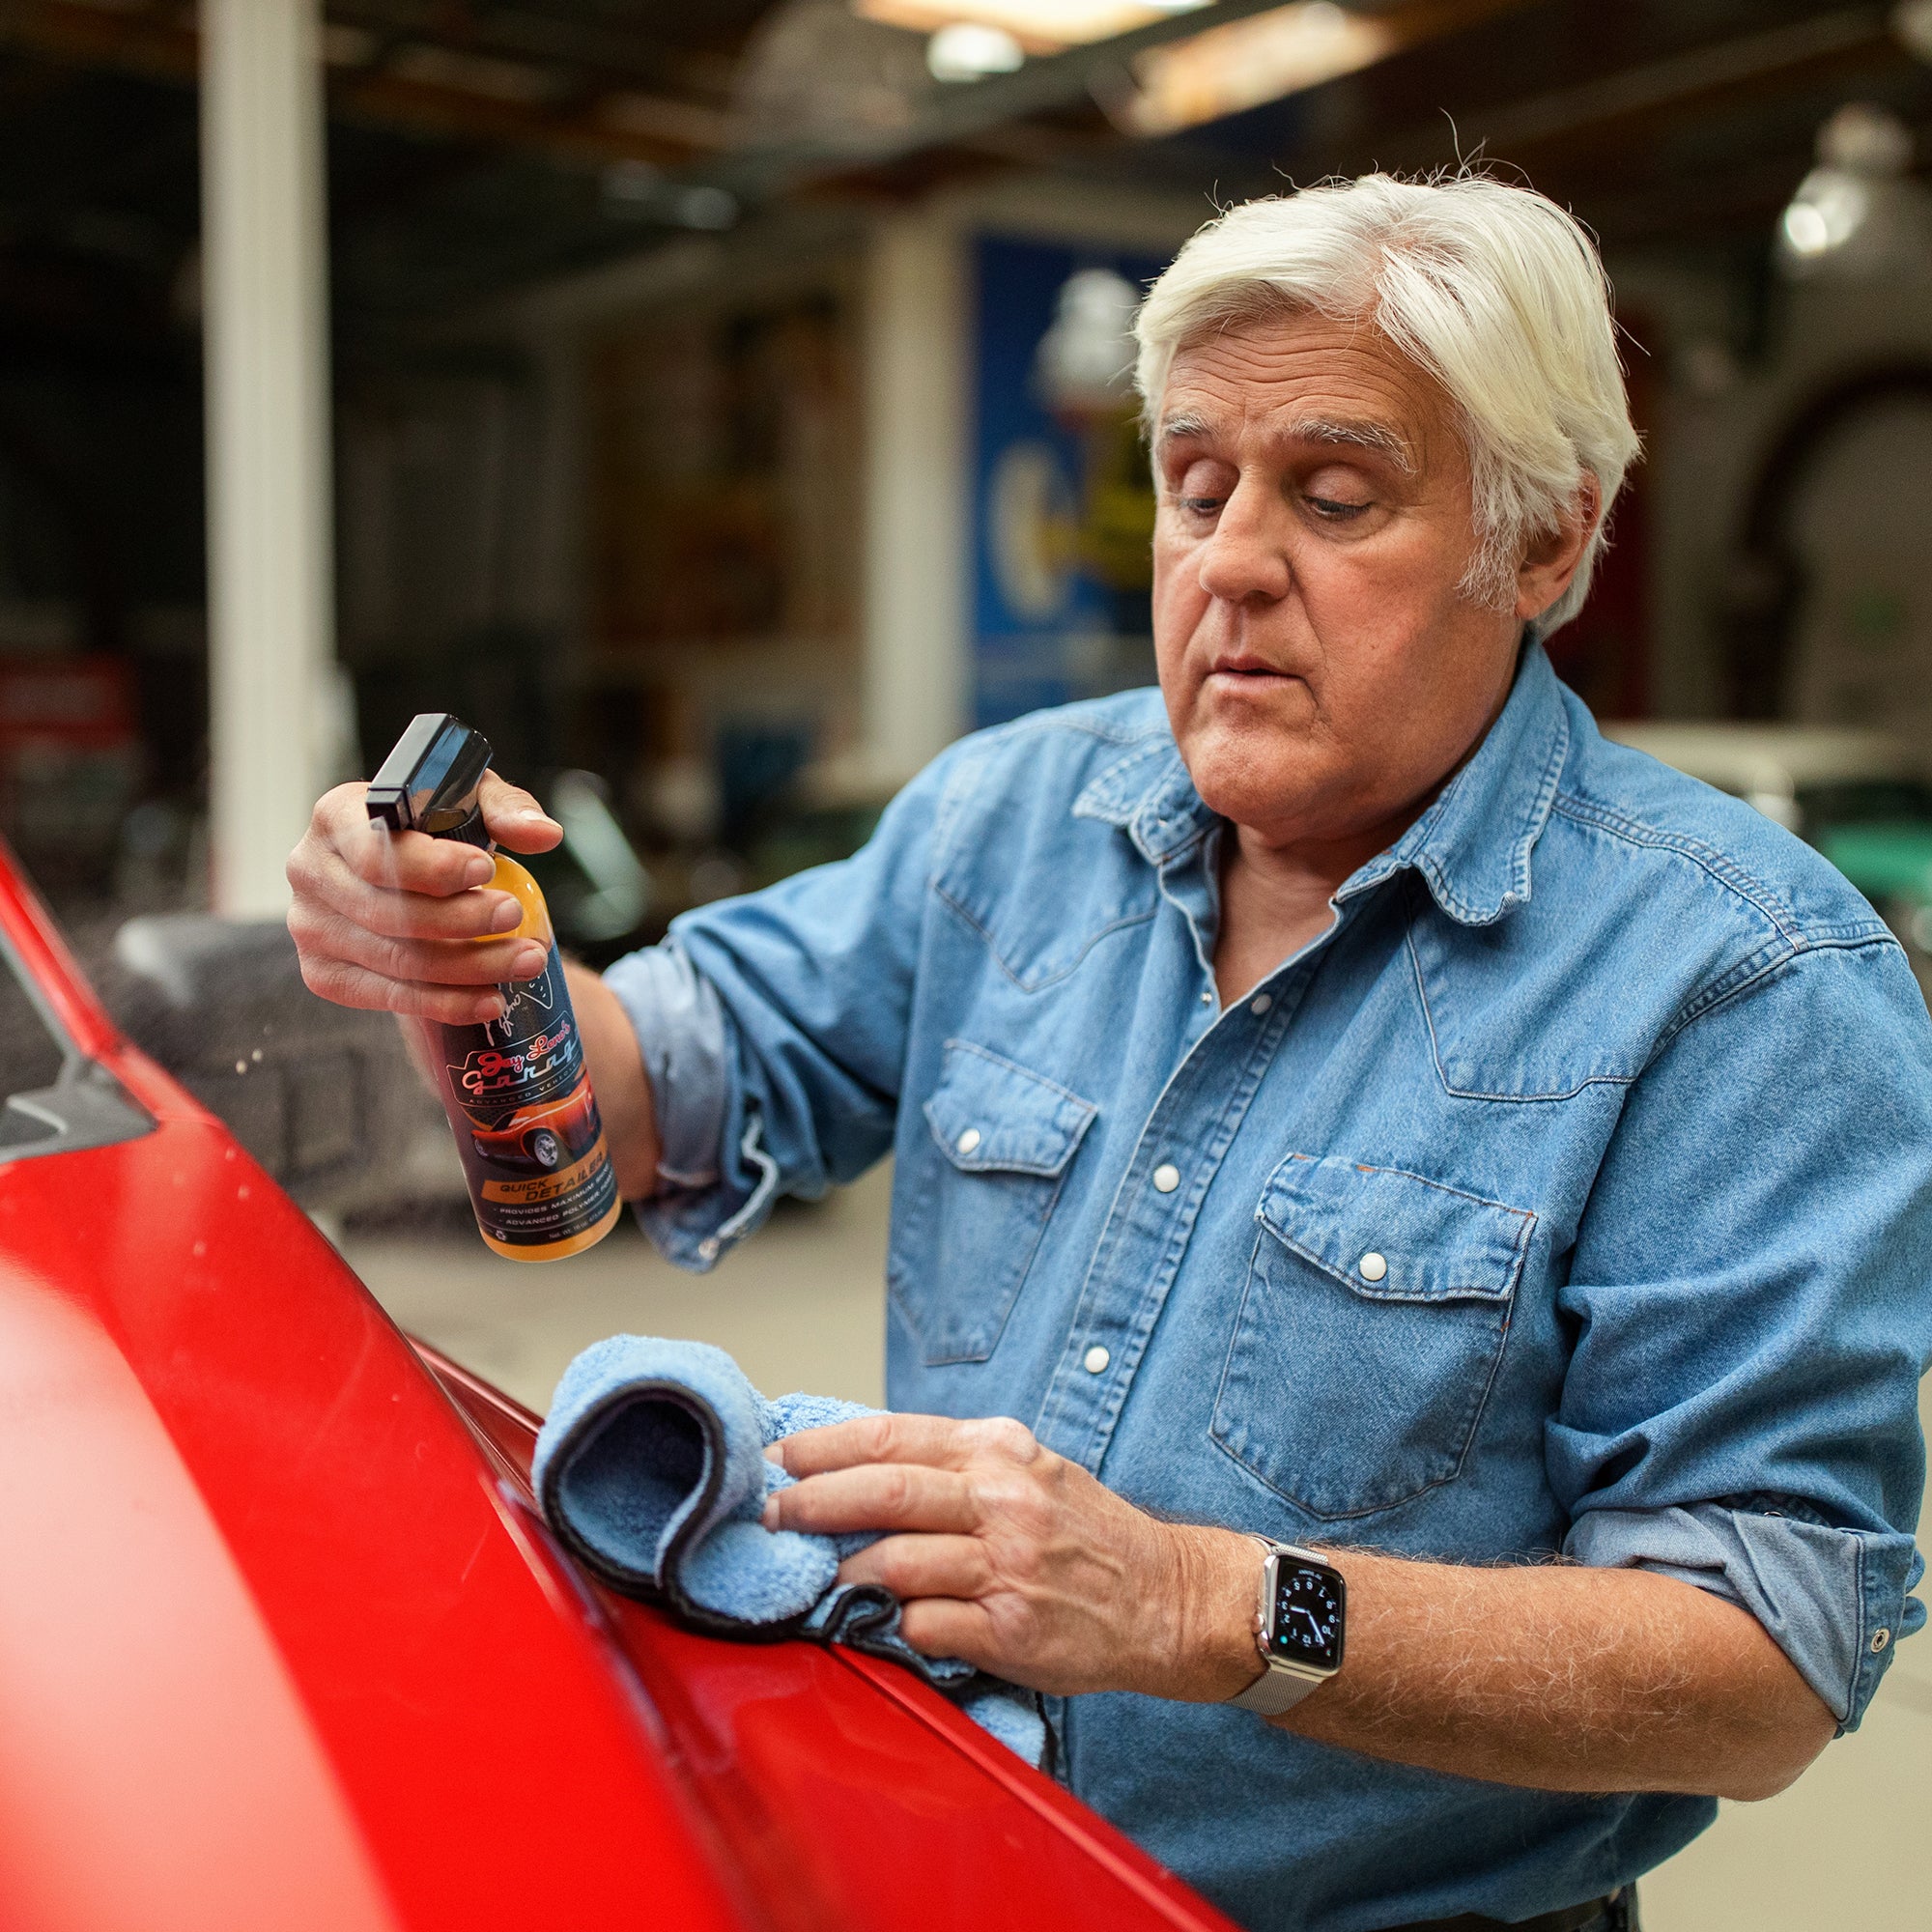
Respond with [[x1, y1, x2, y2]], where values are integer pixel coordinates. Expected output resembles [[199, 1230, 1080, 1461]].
[[1151, 309, 1524, 847]]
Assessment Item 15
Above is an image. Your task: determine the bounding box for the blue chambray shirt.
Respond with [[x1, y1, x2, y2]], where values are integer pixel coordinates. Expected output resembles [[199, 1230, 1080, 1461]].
[[605, 644, 1932, 1932]]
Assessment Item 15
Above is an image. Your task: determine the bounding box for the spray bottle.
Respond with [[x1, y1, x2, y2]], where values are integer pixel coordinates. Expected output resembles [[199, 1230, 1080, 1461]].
[[366, 713, 622, 1262]]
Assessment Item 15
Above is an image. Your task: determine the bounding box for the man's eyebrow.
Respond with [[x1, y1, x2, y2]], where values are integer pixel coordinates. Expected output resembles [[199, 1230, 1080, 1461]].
[[1154, 412, 1213, 446], [1285, 416, 1416, 472], [1152, 411, 1416, 472]]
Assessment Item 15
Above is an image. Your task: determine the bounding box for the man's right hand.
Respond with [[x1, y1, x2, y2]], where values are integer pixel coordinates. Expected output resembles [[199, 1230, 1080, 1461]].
[[285, 769, 564, 1025], [287, 771, 665, 1199]]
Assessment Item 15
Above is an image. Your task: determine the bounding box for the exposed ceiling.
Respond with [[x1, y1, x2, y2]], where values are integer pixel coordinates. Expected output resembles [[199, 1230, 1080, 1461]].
[[1, 0, 1929, 346]]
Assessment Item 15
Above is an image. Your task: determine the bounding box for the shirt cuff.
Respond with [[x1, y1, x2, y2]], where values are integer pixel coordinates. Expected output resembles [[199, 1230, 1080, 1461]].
[[1565, 1502, 1926, 1730], [601, 939, 778, 1270]]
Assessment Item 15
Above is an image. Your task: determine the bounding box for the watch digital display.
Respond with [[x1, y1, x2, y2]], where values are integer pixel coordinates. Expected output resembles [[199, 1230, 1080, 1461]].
[[1268, 1561, 1345, 1671]]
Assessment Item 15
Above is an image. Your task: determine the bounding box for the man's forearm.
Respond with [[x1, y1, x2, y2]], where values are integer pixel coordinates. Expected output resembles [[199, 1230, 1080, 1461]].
[[1179, 1530, 1836, 1801], [562, 961, 662, 1199]]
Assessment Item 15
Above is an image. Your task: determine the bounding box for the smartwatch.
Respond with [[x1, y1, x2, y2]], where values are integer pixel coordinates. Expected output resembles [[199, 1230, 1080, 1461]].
[[1226, 1537, 1347, 1717]]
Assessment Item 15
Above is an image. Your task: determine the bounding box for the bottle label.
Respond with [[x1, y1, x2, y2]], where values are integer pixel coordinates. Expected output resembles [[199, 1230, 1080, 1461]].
[[438, 945, 618, 1250]]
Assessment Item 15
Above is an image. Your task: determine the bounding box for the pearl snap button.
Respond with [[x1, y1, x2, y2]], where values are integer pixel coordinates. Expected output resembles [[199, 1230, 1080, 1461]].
[[1250, 993, 1272, 1015], [1152, 1162, 1181, 1194], [698, 1237, 720, 1261], [955, 1127, 981, 1155], [1358, 1252, 1388, 1282], [1083, 1345, 1111, 1374], [1871, 1627, 1891, 1653]]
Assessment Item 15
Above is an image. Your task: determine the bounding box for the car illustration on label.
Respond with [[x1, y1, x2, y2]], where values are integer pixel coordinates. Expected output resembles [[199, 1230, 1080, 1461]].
[[469, 1079, 602, 1174]]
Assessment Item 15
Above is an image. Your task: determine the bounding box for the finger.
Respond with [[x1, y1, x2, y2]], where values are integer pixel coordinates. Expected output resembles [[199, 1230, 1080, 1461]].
[[339, 822, 499, 900], [289, 900, 549, 989], [297, 952, 510, 1025], [837, 1533, 990, 1601], [308, 783, 498, 899], [294, 842, 525, 945], [896, 1598, 1001, 1669], [479, 771, 563, 855], [774, 1411, 993, 1478], [762, 1463, 980, 1537]]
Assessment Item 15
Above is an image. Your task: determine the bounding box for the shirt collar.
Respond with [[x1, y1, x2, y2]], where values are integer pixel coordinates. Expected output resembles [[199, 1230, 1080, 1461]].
[[1072, 641, 1571, 927]]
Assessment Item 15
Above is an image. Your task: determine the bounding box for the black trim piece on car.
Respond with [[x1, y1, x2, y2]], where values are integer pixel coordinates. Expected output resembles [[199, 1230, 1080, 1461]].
[[0, 925, 155, 1163]]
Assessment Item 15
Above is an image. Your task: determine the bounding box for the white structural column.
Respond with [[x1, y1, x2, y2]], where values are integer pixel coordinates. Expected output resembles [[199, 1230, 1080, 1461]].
[[200, 0, 336, 917], [862, 214, 971, 784]]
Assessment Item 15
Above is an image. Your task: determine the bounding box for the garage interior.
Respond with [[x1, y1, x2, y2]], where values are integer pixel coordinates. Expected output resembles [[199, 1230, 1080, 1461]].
[[0, 4, 1927, 1926]]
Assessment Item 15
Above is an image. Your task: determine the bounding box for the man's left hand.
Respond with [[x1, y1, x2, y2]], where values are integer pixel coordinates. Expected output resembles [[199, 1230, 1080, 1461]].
[[762, 1413, 1256, 1699]]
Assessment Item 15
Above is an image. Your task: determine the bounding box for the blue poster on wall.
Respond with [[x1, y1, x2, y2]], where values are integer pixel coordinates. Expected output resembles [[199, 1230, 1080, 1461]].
[[971, 234, 1173, 730]]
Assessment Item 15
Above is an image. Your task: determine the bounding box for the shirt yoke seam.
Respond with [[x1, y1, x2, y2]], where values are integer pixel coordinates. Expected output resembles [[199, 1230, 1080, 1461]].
[[1549, 789, 1894, 952], [1549, 790, 1805, 947], [932, 708, 1170, 852], [1656, 930, 1903, 1058], [927, 877, 1158, 993]]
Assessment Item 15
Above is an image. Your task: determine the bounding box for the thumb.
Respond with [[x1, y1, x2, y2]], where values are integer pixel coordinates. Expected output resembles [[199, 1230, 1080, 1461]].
[[478, 769, 563, 855]]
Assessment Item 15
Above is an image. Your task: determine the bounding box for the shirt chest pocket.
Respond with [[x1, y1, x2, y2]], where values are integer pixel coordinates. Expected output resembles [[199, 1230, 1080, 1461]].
[[888, 1040, 1096, 1367], [1211, 1155, 1534, 1520]]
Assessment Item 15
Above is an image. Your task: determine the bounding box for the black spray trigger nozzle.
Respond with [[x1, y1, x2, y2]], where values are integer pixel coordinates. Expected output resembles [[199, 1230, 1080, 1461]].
[[366, 713, 496, 845]]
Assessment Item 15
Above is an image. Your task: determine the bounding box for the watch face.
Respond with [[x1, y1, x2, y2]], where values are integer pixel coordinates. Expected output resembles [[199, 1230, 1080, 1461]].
[[1268, 1561, 1345, 1671]]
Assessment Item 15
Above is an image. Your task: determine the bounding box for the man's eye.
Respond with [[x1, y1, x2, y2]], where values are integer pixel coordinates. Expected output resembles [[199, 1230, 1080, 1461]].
[[1179, 495, 1223, 515], [1307, 495, 1371, 521]]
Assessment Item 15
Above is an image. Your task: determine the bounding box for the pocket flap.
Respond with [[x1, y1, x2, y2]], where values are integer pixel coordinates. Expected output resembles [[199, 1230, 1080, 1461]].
[[1257, 1154, 1532, 1303], [923, 1040, 1096, 1178]]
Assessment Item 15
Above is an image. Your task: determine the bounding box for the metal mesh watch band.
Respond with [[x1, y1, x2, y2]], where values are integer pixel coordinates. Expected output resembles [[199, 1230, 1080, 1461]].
[[1226, 1537, 1338, 1716]]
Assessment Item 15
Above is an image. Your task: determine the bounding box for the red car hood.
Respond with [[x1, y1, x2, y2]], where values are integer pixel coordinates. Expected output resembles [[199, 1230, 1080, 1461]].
[[0, 861, 1236, 1932]]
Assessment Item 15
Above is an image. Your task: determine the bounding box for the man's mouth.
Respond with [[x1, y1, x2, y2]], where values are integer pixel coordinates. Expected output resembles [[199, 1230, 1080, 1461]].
[[1208, 655, 1296, 680]]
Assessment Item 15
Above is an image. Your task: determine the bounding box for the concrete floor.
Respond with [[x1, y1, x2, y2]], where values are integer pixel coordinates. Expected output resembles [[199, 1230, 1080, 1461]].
[[345, 1166, 1931, 1930]]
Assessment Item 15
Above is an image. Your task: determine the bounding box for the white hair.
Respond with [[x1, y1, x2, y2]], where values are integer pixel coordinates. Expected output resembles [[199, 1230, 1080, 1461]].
[[1133, 172, 1641, 635]]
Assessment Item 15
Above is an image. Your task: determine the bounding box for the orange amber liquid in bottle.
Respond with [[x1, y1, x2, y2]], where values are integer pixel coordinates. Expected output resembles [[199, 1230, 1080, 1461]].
[[432, 852, 621, 1262]]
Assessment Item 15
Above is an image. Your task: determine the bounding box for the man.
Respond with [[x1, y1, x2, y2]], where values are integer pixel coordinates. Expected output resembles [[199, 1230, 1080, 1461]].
[[288, 173, 1932, 1932]]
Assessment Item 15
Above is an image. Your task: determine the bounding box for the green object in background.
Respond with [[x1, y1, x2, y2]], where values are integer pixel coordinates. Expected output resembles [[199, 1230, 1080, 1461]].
[[1812, 822, 1932, 909]]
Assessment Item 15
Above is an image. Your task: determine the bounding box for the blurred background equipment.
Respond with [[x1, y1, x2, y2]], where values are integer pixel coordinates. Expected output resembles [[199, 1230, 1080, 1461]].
[[9, 0, 1932, 952], [100, 913, 454, 1214], [2, 0, 1931, 1103], [1776, 99, 1932, 281]]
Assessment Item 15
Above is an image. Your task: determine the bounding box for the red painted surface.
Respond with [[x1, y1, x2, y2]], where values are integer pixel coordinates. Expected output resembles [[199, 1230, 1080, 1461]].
[[0, 846, 1239, 1932], [426, 1349, 1238, 1932]]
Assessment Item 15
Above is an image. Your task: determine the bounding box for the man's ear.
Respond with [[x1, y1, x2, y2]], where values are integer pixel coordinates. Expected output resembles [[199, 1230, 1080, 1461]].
[[1515, 478, 1603, 623]]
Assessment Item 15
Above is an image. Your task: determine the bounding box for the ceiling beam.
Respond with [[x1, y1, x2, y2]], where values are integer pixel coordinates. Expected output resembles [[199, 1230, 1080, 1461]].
[[1370, 3, 1896, 167], [0, 0, 730, 165]]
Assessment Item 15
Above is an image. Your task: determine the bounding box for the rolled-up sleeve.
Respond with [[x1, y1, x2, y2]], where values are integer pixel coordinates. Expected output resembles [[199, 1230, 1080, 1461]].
[[1565, 1501, 1921, 1726], [1550, 937, 1932, 1731], [597, 741, 970, 1271], [603, 938, 730, 1192]]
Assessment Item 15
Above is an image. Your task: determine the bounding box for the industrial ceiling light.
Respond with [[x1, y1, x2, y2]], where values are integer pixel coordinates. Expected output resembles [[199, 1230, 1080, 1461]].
[[1107, 0, 1392, 134], [1893, 0, 1932, 65], [1776, 101, 1932, 283], [858, 0, 1209, 57], [927, 20, 1027, 80]]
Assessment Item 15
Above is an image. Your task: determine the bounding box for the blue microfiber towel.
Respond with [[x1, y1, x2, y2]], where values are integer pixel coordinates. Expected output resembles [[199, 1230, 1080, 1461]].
[[533, 1335, 1048, 1767]]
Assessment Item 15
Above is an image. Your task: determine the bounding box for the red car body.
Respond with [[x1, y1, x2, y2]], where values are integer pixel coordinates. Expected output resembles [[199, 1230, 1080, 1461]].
[[0, 849, 1237, 1932]]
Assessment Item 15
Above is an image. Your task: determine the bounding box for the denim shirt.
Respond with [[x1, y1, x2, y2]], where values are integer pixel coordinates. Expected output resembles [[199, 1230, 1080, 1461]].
[[606, 645, 1932, 1932]]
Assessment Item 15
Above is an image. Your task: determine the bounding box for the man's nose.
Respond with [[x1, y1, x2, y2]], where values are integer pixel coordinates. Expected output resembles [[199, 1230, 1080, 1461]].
[[1195, 477, 1292, 606]]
